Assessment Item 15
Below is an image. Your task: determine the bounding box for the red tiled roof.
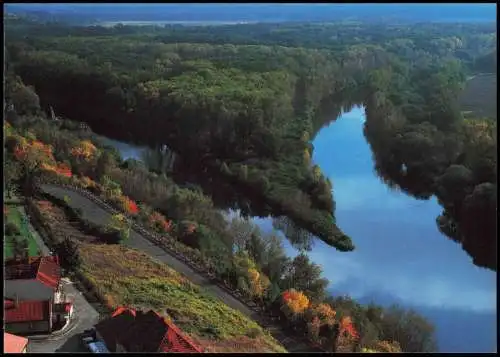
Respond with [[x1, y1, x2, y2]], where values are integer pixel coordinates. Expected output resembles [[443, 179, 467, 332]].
[[36, 256, 61, 289], [96, 307, 202, 353], [5, 256, 61, 290], [112, 306, 136, 318], [160, 319, 203, 353], [4, 300, 48, 323], [4, 333, 28, 353]]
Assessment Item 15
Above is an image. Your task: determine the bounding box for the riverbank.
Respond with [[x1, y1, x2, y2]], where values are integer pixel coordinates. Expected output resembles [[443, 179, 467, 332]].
[[102, 106, 496, 352]]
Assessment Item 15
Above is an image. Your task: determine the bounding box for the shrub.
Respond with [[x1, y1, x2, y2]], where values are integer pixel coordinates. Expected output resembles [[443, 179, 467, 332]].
[[246, 327, 262, 338], [87, 184, 103, 196], [201, 325, 222, 339]]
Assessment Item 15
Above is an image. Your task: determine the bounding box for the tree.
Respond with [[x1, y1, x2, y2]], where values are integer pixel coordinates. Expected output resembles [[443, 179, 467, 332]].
[[313, 303, 337, 326], [247, 267, 271, 300], [6, 77, 41, 116], [96, 151, 116, 180], [281, 289, 310, 317], [378, 305, 437, 352], [20, 161, 42, 198], [228, 216, 259, 253], [272, 216, 314, 252], [4, 156, 22, 198], [106, 213, 131, 241], [435, 164, 475, 212], [12, 238, 24, 260], [246, 232, 267, 268], [261, 233, 289, 284], [460, 182, 497, 270], [281, 253, 329, 303], [55, 237, 81, 270]]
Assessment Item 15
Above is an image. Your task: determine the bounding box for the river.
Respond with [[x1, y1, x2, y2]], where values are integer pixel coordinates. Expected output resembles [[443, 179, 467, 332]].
[[99, 106, 496, 352]]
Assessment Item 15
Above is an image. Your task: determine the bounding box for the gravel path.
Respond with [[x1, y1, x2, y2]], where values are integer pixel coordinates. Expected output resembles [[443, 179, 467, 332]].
[[39, 184, 317, 352]]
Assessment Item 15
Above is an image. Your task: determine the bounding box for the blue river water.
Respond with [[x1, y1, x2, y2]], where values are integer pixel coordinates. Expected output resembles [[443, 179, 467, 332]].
[[101, 106, 496, 352]]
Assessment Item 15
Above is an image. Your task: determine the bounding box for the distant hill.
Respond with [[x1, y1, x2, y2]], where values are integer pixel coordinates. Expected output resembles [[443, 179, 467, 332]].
[[4, 4, 497, 24], [353, 291, 497, 353]]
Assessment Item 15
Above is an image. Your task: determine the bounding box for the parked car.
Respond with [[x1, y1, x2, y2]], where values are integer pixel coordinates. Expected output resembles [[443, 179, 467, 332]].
[[81, 335, 95, 349], [80, 328, 96, 348], [87, 341, 110, 353], [80, 329, 109, 353]]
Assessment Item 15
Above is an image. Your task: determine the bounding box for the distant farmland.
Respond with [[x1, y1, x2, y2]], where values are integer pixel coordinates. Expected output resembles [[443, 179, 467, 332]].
[[459, 73, 497, 120]]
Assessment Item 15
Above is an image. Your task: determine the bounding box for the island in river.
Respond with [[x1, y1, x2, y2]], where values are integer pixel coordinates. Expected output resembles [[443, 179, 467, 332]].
[[100, 105, 496, 352]]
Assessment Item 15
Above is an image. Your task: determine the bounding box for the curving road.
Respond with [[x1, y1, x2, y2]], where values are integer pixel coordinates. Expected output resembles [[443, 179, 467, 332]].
[[39, 184, 318, 353]]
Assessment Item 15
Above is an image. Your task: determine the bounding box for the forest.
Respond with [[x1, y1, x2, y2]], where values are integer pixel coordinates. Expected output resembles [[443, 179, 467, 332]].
[[4, 14, 497, 352], [4, 16, 497, 270], [4, 91, 438, 353]]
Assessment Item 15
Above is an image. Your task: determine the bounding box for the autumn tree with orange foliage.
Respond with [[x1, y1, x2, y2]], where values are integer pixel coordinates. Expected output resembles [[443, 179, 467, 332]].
[[313, 303, 337, 326], [247, 267, 271, 300], [281, 289, 310, 318], [70, 140, 98, 161]]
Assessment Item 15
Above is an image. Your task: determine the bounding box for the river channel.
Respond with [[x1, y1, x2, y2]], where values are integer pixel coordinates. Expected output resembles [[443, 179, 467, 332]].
[[99, 106, 496, 352]]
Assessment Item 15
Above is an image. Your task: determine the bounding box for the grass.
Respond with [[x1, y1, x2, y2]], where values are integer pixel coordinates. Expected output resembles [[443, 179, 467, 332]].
[[459, 73, 497, 120], [78, 243, 287, 353], [4, 204, 40, 258]]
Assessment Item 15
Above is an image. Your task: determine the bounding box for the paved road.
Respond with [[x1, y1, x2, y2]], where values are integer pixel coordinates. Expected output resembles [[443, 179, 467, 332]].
[[39, 184, 316, 352], [21, 205, 100, 353]]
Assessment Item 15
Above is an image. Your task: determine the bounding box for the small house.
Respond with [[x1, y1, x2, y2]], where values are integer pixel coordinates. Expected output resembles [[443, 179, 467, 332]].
[[4, 332, 29, 353], [4, 256, 71, 334], [95, 307, 203, 353]]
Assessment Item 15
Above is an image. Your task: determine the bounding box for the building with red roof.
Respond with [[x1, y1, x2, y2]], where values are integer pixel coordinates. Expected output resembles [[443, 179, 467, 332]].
[[4, 332, 29, 353], [95, 307, 203, 353], [5, 256, 71, 335]]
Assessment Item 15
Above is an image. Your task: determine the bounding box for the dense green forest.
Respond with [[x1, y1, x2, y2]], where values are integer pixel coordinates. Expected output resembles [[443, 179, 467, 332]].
[[4, 16, 497, 271]]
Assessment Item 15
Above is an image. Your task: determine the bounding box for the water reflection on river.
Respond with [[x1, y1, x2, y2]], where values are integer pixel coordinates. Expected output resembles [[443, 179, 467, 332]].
[[102, 106, 496, 352]]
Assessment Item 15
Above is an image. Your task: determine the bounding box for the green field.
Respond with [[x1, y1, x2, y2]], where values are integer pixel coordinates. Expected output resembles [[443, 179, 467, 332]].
[[4, 204, 40, 259], [459, 73, 497, 120]]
